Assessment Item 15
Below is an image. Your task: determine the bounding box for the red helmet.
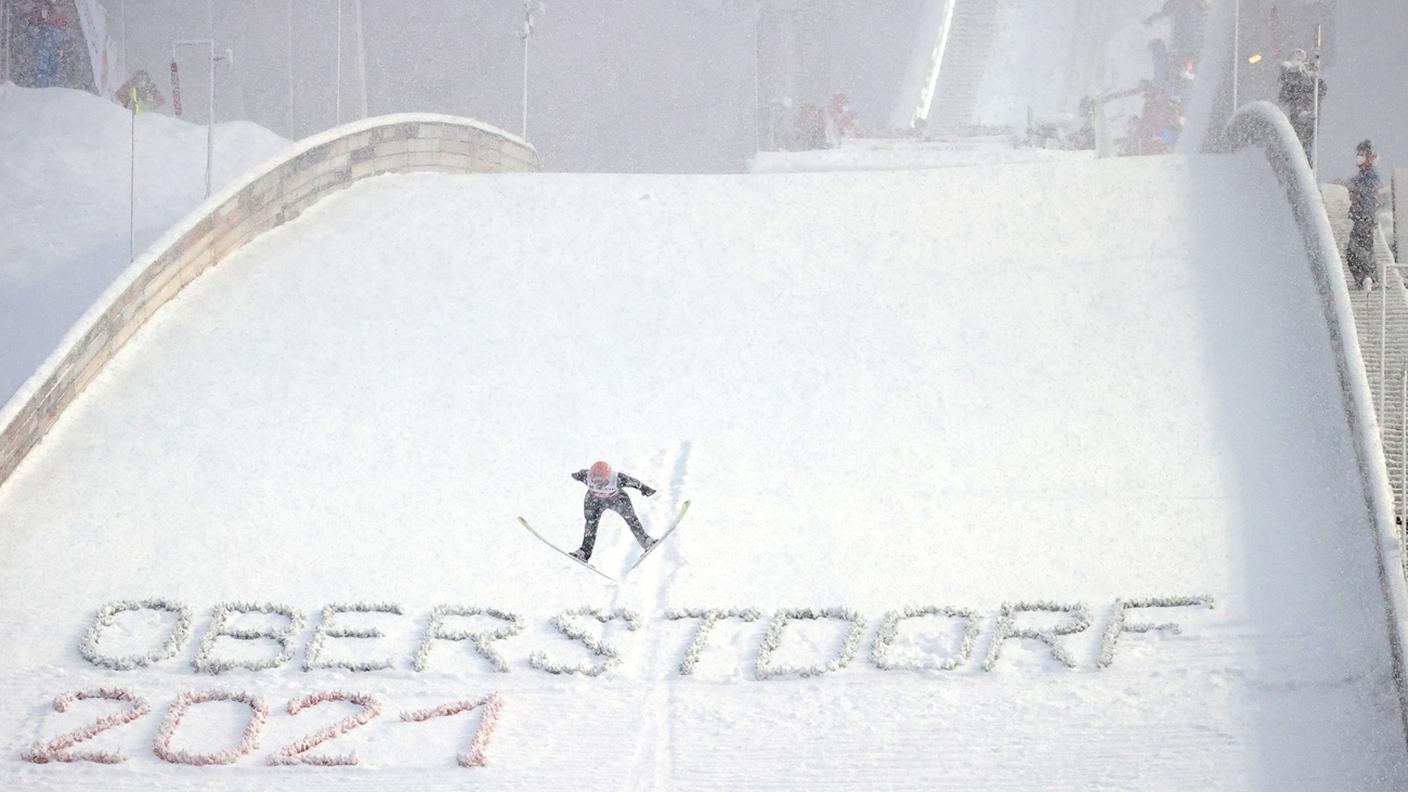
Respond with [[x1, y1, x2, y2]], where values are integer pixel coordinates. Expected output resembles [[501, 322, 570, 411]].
[[589, 460, 612, 481]]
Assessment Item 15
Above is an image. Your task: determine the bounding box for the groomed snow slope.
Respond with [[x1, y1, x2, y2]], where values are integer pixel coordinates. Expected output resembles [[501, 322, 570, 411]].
[[1, 153, 1407, 790]]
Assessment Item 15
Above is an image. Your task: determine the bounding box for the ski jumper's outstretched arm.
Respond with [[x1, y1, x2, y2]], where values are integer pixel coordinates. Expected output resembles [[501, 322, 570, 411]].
[[616, 473, 656, 497], [570, 470, 656, 496]]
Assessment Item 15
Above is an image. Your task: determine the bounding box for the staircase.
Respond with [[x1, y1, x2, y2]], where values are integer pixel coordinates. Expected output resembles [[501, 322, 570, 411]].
[[926, 0, 1000, 135], [1322, 183, 1408, 520]]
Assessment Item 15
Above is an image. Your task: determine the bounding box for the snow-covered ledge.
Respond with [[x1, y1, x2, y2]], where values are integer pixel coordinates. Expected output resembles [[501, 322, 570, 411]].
[[1217, 100, 1408, 748], [0, 114, 537, 489]]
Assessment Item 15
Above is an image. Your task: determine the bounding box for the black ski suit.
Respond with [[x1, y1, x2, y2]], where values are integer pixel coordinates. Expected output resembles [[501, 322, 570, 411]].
[[1346, 163, 1383, 284], [571, 470, 656, 560], [1278, 66, 1326, 162]]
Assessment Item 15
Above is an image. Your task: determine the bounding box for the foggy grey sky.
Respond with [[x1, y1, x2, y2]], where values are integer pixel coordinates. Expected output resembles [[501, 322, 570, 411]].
[[116, 0, 928, 173], [100, 0, 1408, 175]]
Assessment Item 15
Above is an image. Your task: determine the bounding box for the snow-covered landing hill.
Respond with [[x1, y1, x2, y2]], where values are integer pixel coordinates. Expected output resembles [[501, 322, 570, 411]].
[[0, 84, 289, 406], [0, 152, 1405, 790]]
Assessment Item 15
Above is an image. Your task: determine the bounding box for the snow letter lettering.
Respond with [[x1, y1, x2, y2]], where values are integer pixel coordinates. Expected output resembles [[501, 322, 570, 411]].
[[400, 694, 505, 768], [755, 607, 867, 680], [269, 691, 382, 766], [153, 689, 269, 765], [667, 608, 762, 675], [23, 688, 152, 764], [79, 599, 194, 671], [982, 601, 1091, 671], [528, 607, 641, 676], [1098, 596, 1214, 668], [193, 602, 305, 674], [871, 606, 982, 672], [414, 606, 525, 672], [304, 602, 404, 672]]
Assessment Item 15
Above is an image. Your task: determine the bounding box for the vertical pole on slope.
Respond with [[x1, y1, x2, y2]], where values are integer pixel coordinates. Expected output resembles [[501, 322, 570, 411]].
[[335, 0, 343, 126], [287, 0, 294, 134], [206, 39, 214, 198], [1232, 0, 1240, 111], [206, 1, 215, 198], [752, 6, 761, 154], [1401, 369, 1406, 527], [521, 36, 528, 139], [129, 99, 136, 262], [173, 38, 217, 197], [170, 57, 182, 115], [1311, 23, 1322, 179], [353, 0, 368, 119], [521, 1, 531, 140], [1382, 249, 1388, 423], [1, 0, 9, 85]]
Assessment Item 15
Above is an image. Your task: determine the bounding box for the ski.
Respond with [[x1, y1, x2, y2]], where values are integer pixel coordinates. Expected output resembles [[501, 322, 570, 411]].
[[625, 500, 692, 574], [516, 516, 619, 583]]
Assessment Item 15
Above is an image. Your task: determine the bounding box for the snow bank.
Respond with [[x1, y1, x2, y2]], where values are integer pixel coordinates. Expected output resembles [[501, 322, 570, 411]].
[[0, 104, 537, 491], [750, 135, 1089, 173], [0, 83, 290, 405]]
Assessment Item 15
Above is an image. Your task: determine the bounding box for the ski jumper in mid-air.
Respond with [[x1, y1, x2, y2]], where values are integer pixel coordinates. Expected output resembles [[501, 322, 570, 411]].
[[570, 461, 657, 562]]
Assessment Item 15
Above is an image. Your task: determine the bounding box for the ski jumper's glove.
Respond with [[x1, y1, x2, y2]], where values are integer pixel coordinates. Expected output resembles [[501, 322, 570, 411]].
[[640, 486, 657, 497]]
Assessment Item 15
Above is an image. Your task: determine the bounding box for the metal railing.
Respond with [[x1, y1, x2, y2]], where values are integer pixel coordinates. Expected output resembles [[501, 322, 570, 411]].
[[1377, 226, 1406, 423], [1374, 223, 1408, 545]]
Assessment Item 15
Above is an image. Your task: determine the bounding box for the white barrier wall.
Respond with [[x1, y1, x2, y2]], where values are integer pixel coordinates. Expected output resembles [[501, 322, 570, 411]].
[[0, 114, 537, 488], [1218, 100, 1408, 749]]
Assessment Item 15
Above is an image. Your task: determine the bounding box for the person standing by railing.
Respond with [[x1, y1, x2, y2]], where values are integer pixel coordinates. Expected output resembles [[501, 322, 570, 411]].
[[1347, 139, 1384, 292], [26, 0, 72, 88], [1278, 49, 1326, 164]]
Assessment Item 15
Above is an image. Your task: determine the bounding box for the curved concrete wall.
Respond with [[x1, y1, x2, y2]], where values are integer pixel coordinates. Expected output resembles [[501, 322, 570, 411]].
[[1218, 100, 1408, 748], [0, 114, 537, 489]]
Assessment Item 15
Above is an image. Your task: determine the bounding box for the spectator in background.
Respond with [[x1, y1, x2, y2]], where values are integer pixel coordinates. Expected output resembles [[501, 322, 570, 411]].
[[793, 103, 826, 151], [1144, 0, 1211, 63], [27, 0, 72, 88], [1278, 49, 1326, 163], [115, 70, 167, 112], [825, 93, 858, 147], [1134, 81, 1182, 155], [1346, 139, 1383, 291], [1148, 38, 1171, 88]]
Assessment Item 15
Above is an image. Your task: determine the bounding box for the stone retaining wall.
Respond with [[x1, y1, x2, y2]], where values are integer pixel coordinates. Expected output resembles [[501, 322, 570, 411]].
[[0, 114, 537, 489]]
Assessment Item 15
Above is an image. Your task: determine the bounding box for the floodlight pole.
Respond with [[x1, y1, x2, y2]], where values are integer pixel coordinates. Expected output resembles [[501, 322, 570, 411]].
[[521, 2, 533, 139], [1311, 23, 1322, 179], [353, 0, 368, 118], [172, 39, 230, 197], [287, 0, 295, 133], [130, 102, 136, 262], [1232, 0, 1240, 110], [335, 0, 343, 125], [1, 0, 10, 84], [753, 5, 762, 153]]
